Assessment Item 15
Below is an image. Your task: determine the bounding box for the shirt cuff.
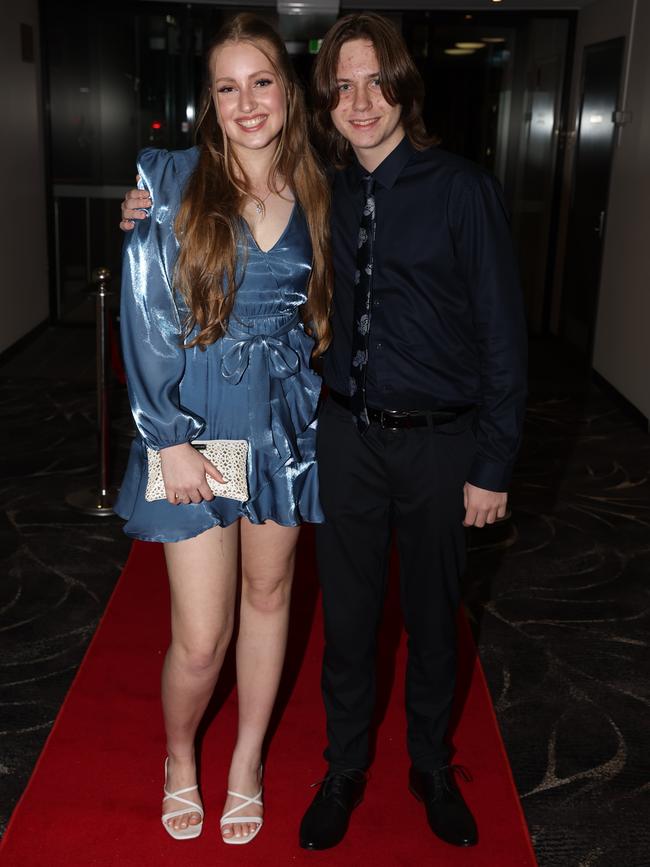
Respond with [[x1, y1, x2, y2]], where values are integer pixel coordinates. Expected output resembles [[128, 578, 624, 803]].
[[467, 456, 514, 493]]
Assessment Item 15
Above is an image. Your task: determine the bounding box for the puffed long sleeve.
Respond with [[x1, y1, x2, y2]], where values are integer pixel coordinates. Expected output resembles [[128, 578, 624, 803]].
[[120, 148, 205, 450]]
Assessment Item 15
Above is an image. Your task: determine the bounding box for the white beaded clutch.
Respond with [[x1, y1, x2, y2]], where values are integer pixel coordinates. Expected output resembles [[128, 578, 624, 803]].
[[145, 440, 249, 503]]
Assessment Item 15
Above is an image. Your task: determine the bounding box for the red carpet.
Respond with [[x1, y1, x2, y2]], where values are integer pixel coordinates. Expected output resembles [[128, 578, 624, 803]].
[[0, 530, 537, 866]]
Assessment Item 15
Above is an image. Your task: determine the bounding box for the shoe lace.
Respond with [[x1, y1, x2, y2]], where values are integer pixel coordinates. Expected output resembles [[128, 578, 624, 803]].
[[310, 769, 367, 798]]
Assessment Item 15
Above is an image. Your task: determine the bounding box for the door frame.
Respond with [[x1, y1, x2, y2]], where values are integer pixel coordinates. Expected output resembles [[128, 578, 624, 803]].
[[559, 36, 625, 359]]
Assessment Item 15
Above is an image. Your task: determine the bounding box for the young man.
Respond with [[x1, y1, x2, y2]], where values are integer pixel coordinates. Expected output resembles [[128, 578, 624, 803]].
[[119, 11, 527, 852], [298, 13, 527, 851]]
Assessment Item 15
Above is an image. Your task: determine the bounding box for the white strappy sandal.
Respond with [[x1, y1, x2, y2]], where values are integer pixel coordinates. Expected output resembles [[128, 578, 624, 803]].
[[161, 757, 204, 840], [220, 783, 264, 845]]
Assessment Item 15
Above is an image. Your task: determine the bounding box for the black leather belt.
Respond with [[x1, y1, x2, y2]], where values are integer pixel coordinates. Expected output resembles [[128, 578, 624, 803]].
[[328, 390, 473, 430]]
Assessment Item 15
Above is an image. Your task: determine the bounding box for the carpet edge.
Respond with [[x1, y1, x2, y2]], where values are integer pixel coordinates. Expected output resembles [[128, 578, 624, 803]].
[[0, 540, 141, 850], [461, 613, 539, 866]]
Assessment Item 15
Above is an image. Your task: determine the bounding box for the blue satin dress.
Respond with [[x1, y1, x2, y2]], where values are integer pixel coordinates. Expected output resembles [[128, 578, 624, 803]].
[[114, 147, 324, 542]]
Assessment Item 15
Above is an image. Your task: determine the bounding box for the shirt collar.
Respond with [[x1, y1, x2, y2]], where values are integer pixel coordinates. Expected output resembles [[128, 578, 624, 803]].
[[350, 135, 415, 191]]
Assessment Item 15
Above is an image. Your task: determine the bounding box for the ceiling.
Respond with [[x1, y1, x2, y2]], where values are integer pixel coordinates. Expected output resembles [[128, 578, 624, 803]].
[[142, 0, 596, 8], [343, 0, 594, 8]]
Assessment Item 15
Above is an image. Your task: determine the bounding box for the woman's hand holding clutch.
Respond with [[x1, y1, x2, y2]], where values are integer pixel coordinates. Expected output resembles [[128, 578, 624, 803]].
[[160, 443, 225, 505]]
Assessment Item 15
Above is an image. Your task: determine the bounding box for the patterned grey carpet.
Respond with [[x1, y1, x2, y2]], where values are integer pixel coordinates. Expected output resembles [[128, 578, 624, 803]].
[[0, 326, 648, 865], [464, 358, 650, 866]]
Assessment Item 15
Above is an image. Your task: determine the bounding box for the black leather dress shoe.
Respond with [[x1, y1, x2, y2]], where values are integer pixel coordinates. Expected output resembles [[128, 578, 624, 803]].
[[299, 769, 366, 850], [409, 765, 478, 847]]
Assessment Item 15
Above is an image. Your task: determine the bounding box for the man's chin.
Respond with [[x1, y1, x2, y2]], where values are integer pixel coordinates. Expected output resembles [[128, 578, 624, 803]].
[[347, 132, 384, 152]]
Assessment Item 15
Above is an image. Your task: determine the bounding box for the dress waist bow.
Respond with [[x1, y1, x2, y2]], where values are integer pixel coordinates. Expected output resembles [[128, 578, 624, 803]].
[[221, 313, 304, 473]]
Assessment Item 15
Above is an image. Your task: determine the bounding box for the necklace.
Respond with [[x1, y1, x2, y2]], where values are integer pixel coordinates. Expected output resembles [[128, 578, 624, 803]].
[[252, 190, 271, 215]]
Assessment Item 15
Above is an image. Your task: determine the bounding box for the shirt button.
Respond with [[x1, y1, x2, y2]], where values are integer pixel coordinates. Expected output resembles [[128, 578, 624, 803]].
[[376, 342, 382, 349]]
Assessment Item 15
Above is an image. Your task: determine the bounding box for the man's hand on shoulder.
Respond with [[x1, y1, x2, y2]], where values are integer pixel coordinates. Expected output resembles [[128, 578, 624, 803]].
[[462, 482, 507, 528], [119, 176, 151, 231]]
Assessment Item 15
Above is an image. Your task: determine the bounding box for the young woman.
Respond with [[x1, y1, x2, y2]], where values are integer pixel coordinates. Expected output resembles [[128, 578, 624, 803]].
[[114, 13, 331, 844]]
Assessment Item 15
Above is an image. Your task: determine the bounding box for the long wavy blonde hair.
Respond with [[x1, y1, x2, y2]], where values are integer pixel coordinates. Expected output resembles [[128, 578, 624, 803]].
[[174, 13, 332, 355]]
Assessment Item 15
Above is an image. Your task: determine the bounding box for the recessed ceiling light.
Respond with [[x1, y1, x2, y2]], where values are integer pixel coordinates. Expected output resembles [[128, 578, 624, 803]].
[[444, 48, 475, 56], [456, 42, 486, 49]]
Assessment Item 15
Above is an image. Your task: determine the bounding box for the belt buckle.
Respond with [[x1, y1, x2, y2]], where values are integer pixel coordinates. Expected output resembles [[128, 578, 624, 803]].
[[379, 409, 408, 430]]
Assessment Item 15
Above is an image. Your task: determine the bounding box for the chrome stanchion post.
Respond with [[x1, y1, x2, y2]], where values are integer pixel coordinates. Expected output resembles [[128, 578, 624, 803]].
[[66, 267, 119, 516], [95, 266, 116, 511]]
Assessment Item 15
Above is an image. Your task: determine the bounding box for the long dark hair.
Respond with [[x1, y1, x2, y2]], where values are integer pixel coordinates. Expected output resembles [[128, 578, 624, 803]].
[[311, 13, 438, 167], [175, 13, 332, 355]]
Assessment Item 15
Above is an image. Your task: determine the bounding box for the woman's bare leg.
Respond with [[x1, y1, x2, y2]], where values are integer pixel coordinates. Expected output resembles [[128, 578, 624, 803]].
[[220, 519, 300, 841], [162, 522, 239, 833]]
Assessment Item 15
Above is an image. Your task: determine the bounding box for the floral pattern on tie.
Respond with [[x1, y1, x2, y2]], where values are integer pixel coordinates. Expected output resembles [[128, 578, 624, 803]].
[[349, 174, 376, 432]]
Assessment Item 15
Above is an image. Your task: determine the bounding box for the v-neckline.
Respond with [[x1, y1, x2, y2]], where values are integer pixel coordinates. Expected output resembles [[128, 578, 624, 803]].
[[241, 202, 297, 254]]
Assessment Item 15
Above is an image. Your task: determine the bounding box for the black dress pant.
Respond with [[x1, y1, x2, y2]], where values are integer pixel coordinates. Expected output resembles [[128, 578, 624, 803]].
[[315, 396, 476, 773]]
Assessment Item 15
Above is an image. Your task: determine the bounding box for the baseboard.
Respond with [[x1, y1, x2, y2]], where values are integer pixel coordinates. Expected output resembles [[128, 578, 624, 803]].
[[592, 370, 649, 432]]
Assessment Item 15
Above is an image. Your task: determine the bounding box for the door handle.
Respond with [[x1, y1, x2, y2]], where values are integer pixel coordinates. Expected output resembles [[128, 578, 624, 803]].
[[595, 210, 605, 238]]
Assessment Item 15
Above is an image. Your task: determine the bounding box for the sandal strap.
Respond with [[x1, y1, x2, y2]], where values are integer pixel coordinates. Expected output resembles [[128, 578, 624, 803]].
[[161, 758, 203, 827], [220, 815, 263, 827], [163, 788, 203, 815], [164, 784, 198, 800], [162, 758, 201, 805], [221, 788, 263, 821], [162, 804, 204, 823]]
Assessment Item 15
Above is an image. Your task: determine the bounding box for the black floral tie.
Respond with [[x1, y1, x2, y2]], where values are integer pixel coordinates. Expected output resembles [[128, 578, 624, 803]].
[[349, 174, 376, 433]]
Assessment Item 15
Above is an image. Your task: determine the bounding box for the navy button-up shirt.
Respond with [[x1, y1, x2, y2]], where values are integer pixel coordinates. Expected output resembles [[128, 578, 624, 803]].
[[323, 135, 527, 492]]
